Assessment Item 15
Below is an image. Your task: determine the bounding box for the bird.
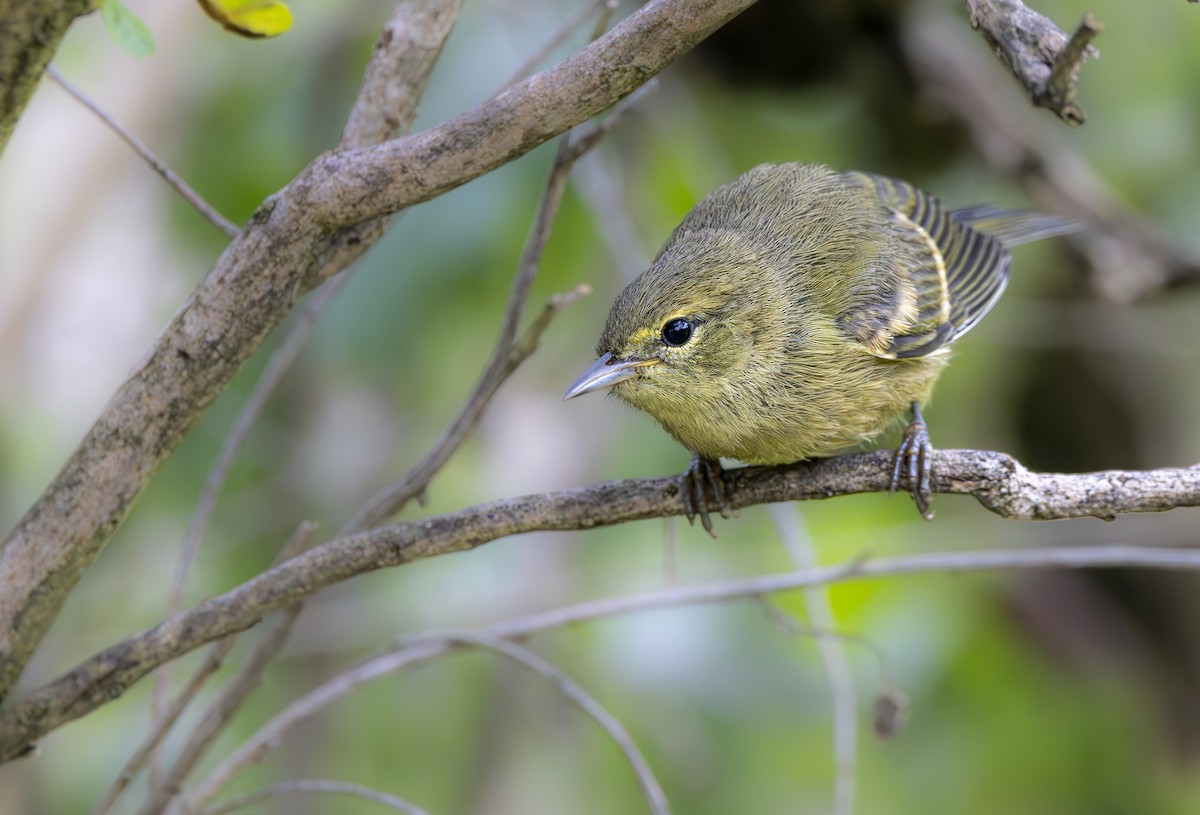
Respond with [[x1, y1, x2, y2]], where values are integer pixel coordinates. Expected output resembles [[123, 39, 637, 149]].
[[564, 162, 1076, 532]]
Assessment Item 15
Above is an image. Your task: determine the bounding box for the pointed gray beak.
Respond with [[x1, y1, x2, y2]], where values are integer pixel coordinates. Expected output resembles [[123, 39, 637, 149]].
[[563, 352, 657, 400]]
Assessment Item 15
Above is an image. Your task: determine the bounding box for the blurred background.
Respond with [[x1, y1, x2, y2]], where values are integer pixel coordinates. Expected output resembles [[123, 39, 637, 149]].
[[1, 0, 1199, 812]]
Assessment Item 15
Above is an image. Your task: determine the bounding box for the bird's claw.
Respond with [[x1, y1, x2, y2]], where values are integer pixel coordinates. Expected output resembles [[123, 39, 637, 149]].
[[681, 456, 732, 537], [889, 402, 935, 520]]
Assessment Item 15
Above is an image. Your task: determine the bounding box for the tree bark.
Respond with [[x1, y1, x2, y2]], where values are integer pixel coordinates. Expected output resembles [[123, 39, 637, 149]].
[[0, 0, 92, 154]]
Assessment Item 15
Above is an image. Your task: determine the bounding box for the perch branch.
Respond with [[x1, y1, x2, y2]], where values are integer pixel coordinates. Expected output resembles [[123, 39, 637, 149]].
[[0, 0, 758, 703], [0, 449, 1196, 761], [964, 0, 1101, 125]]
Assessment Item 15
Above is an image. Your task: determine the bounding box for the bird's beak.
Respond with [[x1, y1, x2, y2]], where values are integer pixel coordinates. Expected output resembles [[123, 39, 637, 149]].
[[563, 352, 656, 400]]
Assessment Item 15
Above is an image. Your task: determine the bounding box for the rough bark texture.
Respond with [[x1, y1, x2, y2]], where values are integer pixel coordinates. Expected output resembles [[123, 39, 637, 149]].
[[964, 0, 1100, 125], [0, 0, 92, 154], [0, 0, 758, 702], [0, 449, 1196, 761]]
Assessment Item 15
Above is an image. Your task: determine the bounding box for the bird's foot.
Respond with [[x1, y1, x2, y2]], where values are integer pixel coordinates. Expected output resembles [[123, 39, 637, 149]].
[[889, 402, 935, 520], [681, 455, 732, 537]]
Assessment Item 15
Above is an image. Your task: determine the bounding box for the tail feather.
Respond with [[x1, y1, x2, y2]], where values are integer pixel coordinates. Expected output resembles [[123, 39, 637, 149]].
[[951, 205, 1079, 248]]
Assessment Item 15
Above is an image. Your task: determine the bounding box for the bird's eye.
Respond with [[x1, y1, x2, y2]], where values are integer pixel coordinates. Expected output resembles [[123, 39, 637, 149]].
[[661, 318, 694, 347]]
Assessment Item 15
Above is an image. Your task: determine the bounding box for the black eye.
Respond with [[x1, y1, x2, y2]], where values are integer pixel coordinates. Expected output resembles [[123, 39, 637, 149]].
[[661, 318, 694, 347]]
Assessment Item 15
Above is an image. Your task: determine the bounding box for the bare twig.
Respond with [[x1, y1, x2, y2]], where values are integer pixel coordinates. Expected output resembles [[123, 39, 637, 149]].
[[89, 522, 317, 815], [428, 633, 669, 815], [2, 450, 1197, 761], [181, 630, 668, 814], [46, 66, 240, 237], [174, 541, 1200, 806], [200, 780, 433, 815], [906, 5, 1200, 300], [147, 272, 350, 775], [142, 605, 307, 815], [500, 0, 616, 90], [964, 0, 1101, 126], [346, 66, 647, 532], [771, 506, 857, 815], [343, 69, 653, 532]]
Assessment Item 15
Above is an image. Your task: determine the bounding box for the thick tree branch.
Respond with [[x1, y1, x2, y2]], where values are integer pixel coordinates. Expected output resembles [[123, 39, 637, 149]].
[[964, 0, 1101, 125], [0, 0, 92, 155], [0, 449, 1195, 762], [0, 0, 758, 701]]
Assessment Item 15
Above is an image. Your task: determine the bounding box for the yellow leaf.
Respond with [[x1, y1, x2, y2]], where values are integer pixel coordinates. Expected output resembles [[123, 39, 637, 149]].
[[197, 0, 293, 39]]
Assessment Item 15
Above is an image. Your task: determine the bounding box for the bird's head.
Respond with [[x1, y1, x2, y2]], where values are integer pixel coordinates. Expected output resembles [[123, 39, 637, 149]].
[[564, 229, 788, 420]]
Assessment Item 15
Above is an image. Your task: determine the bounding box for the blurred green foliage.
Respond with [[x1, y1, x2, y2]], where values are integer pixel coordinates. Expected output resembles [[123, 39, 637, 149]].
[[2, 0, 1200, 813]]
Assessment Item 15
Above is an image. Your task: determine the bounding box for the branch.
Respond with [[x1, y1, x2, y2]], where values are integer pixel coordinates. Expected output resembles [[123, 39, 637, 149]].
[[188, 633, 671, 815], [771, 506, 856, 815], [0, 0, 92, 155], [0, 0, 759, 702], [200, 780, 432, 815], [0, 449, 1195, 761], [46, 66, 240, 237], [172, 541, 1200, 806], [964, 0, 1101, 126], [905, 5, 1200, 301], [89, 522, 316, 815], [444, 633, 670, 815]]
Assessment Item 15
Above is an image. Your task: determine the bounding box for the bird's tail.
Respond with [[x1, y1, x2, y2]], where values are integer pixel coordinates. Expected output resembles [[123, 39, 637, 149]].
[[951, 205, 1080, 248]]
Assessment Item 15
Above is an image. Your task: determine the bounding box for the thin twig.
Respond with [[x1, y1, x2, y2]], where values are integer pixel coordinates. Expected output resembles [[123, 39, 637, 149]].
[[440, 632, 670, 815], [89, 522, 317, 815], [146, 272, 351, 784], [341, 67, 653, 532], [771, 506, 857, 815], [183, 630, 671, 814], [176, 542, 1200, 804], [344, 79, 647, 532], [500, 0, 616, 90], [200, 779, 433, 815], [142, 605, 307, 815], [1041, 13, 1103, 123], [963, 0, 1101, 126], [46, 66, 240, 237], [907, 4, 1200, 300], [344, 136, 581, 533]]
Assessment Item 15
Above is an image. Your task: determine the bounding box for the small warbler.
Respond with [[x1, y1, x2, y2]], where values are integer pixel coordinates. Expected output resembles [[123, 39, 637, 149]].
[[565, 163, 1075, 531]]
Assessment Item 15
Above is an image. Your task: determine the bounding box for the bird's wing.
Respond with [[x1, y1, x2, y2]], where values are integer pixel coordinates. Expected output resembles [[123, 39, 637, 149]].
[[843, 172, 1013, 360]]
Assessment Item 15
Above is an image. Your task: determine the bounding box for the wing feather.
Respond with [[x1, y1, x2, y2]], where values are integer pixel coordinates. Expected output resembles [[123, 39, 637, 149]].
[[844, 172, 1024, 359]]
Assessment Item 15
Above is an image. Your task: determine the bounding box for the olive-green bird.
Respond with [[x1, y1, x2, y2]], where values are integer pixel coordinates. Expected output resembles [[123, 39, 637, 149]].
[[564, 163, 1075, 531]]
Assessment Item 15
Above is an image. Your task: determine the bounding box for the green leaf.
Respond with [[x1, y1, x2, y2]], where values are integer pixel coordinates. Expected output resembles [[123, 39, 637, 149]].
[[100, 0, 156, 58]]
